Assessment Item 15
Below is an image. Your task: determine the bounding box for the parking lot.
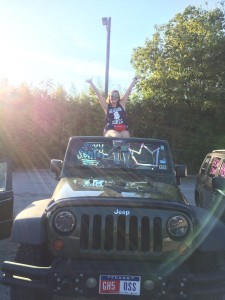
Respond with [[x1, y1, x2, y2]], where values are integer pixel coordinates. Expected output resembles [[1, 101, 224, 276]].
[[0, 170, 196, 299]]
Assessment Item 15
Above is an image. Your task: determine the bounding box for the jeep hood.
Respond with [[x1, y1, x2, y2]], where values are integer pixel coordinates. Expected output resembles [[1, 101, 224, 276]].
[[52, 177, 183, 202]]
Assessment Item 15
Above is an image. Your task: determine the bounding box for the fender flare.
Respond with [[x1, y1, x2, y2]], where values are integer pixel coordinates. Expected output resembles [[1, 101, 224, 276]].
[[11, 198, 52, 245], [191, 205, 225, 252]]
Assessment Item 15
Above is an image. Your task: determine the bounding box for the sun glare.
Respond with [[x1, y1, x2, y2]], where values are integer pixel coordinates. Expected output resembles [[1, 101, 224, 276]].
[[0, 29, 32, 84]]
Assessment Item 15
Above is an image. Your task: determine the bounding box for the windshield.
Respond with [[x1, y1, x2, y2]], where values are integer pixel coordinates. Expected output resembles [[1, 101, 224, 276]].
[[63, 137, 173, 176]]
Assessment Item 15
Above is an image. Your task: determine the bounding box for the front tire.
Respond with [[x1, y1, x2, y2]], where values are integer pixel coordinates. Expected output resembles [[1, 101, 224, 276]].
[[11, 244, 51, 300]]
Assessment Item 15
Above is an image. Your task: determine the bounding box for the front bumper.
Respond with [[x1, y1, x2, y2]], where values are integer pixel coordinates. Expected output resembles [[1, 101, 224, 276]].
[[1, 259, 225, 299]]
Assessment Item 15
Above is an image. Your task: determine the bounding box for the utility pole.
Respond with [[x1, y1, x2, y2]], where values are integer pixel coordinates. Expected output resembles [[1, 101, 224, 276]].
[[102, 17, 111, 97]]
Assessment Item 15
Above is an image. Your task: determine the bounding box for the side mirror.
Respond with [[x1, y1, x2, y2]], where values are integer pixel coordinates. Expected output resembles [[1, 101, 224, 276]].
[[175, 164, 187, 178], [175, 165, 187, 185], [212, 177, 225, 193], [50, 159, 63, 180]]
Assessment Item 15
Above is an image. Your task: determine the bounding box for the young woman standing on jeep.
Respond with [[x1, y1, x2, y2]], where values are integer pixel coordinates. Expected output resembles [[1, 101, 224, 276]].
[[86, 77, 138, 138]]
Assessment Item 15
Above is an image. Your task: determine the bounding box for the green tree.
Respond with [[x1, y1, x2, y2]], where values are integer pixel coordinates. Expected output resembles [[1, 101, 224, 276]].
[[131, 5, 225, 109]]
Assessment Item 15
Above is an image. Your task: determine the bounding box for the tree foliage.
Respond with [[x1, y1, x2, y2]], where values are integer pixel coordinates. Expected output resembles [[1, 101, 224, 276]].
[[131, 5, 225, 109], [0, 81, 104, 168]]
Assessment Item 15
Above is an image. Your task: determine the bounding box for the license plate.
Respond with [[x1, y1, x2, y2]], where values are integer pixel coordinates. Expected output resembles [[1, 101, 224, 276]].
[[99, 275, 141, 295]]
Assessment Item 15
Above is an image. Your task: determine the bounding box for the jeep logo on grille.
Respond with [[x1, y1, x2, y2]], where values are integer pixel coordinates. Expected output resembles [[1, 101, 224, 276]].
[[114, 209, 130, 216]]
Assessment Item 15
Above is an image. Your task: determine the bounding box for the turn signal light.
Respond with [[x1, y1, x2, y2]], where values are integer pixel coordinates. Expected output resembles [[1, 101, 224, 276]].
[[53, 239, 64, 251]]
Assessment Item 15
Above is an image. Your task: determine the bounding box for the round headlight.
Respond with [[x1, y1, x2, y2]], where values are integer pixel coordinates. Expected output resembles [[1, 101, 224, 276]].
[[167, 215, 189, 239], [54, 210, 76, 233]]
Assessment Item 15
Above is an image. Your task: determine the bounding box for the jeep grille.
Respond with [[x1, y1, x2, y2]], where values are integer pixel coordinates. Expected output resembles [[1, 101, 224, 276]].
[[80, 214, 162, 254]]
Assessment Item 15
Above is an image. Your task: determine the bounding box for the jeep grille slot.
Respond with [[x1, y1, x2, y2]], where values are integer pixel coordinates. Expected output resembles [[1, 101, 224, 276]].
[[153, 217, 162, 253], [141, 216, 150, 251], [104, 215, 113, 250], [80, 214, 163, 254], [129, 216, 138, 250], [92, 215, 101, 249], [117, 215, 126, 250], [80, 214, 89, 249]]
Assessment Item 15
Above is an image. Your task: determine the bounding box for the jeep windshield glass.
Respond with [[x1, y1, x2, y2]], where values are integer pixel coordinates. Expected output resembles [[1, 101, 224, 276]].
[[64, 138, 173, 175]]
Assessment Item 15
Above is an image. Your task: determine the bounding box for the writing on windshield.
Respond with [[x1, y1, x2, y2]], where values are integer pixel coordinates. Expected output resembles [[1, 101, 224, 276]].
[[75, 140, 168, 171]]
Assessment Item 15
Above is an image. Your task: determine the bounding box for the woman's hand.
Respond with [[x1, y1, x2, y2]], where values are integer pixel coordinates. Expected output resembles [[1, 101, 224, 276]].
[[85, 78, 93, 84]]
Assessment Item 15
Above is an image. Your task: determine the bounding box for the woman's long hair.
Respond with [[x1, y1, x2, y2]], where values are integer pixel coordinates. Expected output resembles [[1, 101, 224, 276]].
[[106, 90, 121, 104]]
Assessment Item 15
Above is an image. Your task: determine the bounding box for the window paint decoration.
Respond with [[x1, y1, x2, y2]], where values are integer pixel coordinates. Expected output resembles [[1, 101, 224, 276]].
[[75, 141, 168, 171]]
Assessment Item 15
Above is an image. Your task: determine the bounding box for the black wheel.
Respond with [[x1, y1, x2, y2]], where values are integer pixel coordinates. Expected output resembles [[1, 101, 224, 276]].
[[11, 244, 51, 300]]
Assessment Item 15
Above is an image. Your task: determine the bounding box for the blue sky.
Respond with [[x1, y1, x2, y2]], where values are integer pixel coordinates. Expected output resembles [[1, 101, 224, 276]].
[[0, 0, 221, 94]]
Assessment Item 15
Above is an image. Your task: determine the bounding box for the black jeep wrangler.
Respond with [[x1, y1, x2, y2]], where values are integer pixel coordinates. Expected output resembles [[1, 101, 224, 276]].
[[1, 136, 225, 300]]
